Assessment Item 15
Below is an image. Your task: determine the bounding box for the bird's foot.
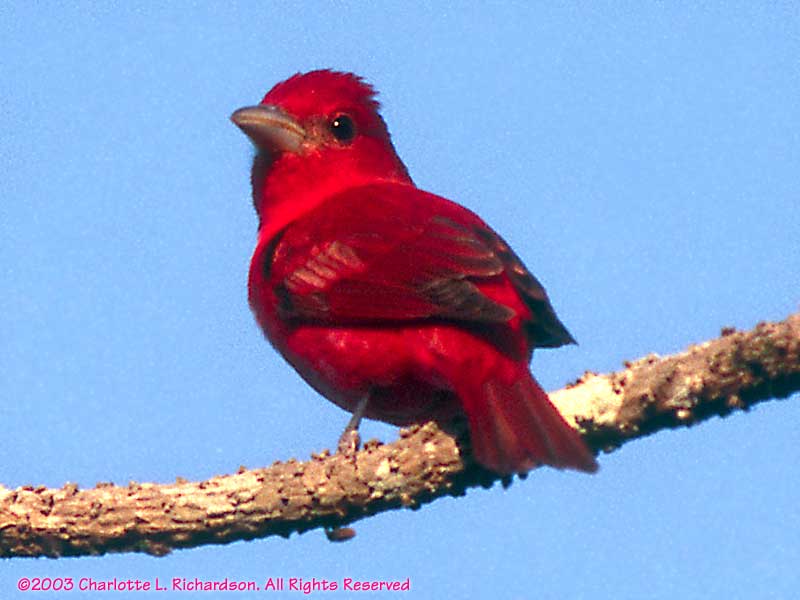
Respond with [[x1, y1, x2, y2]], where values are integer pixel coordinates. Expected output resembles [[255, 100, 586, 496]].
[[336, 428, 361, 455], [335, 394, 369, 456]]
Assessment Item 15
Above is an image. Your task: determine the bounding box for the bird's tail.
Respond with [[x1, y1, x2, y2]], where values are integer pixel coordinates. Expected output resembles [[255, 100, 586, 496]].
[[460, 371, 598, 475]]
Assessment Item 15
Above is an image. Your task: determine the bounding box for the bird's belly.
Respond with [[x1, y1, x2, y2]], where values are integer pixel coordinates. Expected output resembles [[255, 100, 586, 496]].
[[277, 324, 490, 425]]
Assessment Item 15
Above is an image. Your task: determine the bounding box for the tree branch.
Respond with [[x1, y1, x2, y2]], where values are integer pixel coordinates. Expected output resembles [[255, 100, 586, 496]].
[[2, 312, 799, 559]]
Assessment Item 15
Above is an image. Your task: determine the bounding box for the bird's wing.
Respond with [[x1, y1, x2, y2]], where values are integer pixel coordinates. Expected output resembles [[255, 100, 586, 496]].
[[266, 183, 574, 347]]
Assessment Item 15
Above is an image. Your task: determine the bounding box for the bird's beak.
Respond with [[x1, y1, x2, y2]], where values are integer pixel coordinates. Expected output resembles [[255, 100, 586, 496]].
[[230, 104, 305, 155]]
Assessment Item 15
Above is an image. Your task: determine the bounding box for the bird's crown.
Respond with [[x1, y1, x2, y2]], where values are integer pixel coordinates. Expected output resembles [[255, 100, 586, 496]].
[[261, 70, 381, 122]]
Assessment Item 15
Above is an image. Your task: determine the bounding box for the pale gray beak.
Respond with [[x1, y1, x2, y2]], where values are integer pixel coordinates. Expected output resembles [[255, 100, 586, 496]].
[[231, 104, 305, 154]]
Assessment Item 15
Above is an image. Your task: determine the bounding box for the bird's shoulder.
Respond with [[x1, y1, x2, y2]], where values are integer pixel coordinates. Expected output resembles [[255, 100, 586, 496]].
[[268, 181, 483, 266]]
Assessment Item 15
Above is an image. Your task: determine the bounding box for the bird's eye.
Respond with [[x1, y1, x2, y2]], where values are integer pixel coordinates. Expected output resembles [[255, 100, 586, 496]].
[[329, 114, 356, 143]]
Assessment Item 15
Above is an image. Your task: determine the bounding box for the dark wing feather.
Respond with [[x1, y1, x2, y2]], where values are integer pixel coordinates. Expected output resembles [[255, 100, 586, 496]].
[[474, 228, 576, 348]]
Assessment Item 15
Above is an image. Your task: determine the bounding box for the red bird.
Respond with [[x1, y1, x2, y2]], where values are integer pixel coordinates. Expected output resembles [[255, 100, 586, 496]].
[[232, 70, 597, 475]]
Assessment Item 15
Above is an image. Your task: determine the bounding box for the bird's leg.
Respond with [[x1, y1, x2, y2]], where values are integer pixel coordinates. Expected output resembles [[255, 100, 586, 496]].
[[325, 396, 369, 544], [336, 394, 369, 455]]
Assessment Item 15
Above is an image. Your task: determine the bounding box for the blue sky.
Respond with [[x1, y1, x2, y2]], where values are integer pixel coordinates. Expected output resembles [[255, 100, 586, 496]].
[[2, 3, 799, 599]]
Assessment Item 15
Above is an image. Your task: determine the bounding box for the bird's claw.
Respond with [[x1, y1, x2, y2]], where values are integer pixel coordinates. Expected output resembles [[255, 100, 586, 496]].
[[336, 429, 361, 456]]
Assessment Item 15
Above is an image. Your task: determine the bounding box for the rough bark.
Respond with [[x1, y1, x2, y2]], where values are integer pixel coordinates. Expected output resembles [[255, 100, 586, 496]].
[[2, 312, 798, 559]]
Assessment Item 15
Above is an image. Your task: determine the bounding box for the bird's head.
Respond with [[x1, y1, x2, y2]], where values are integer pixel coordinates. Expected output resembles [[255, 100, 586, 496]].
[[232, 70, 412, 232]]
